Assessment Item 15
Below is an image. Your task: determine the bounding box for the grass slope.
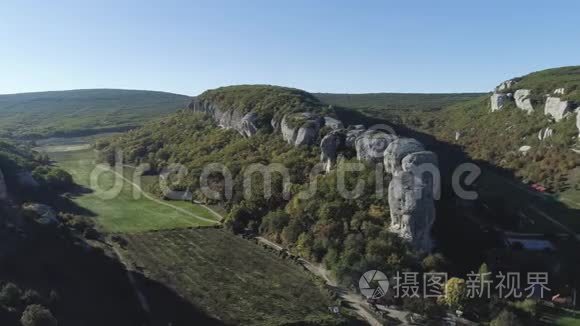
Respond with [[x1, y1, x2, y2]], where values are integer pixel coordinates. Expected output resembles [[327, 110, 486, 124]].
[[315, 92, 484, 111], [49, 149, 219, 233], [0, 89, 190, 139], [123, 228, 343, 325]]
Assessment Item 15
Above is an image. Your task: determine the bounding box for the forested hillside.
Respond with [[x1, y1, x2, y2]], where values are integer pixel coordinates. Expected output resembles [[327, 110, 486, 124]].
[[315, 92, 483, 123], [100, 86, 422, 287], [353, 67, 580, 192], [0, 89, 190, 139]]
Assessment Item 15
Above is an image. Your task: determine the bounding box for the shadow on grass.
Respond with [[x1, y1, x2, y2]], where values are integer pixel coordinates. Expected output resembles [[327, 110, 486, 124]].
[[0, 221, 223, 326]]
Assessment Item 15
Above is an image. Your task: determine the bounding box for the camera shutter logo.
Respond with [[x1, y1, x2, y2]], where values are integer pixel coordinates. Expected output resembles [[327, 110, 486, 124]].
[[359, 270, 390, 299]]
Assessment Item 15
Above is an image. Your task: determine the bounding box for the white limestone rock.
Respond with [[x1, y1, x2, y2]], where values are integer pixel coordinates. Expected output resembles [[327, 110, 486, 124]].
[[514, 89, 534, 113], [189, 98, 260, 137], [280, 113, 323, 146], [554, 88, 565, 95], [323, 116, 344, 130], [576, 109, 580, 138], [519, 145, 532, 155], [491, 93, 507, 112], [345, 125, 365, 148], [496, 79, 518, 92], [544, 96, 571, 121], [354, 130, 397, 163], [384, 138, 425, 174], [320, 131, 344, 172], [388, 151, 438, 252]]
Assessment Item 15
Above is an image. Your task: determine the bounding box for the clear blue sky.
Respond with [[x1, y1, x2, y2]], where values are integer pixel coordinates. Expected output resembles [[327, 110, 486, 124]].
[[1, 0, 579, 96]]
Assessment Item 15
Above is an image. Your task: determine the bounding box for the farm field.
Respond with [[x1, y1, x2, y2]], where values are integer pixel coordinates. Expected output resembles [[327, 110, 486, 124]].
[[47, 148, 220, 233], [122, 228, 344, 325]]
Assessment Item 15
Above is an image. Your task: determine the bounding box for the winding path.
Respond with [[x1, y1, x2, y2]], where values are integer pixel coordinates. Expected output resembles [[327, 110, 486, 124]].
[[98, 165, 220, 225], [256, 237, 405, 325]]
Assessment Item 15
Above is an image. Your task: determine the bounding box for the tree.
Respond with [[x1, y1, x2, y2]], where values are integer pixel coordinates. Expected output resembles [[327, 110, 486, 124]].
[[442, 278, 467, 310], [20, 304, 57, 326], [490, 309, 523, 326], [0, 283, 21, 307], [422, 253, 448, 272]]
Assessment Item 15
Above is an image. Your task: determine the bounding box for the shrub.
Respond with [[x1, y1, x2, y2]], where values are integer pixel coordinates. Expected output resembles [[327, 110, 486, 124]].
[[0, 283, 21, 307], [19, 304, 57, 326]]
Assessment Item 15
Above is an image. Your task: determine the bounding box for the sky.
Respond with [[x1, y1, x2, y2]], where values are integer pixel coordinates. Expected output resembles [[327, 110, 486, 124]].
[[1, 0, 580, 96]]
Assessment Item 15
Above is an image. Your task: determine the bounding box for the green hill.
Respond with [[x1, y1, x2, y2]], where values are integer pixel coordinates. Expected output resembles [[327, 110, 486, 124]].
[[379, 66, 580, 193], [0, 89, 190, 139], [315, 91, 483, 114]]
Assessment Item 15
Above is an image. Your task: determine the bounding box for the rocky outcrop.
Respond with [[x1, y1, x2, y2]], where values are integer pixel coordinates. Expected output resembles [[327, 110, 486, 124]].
[[281, 113, 323, 146], [496, 79, 518, 92], [239, 112, 259, 137], [544, 96, 571, 121], [538, 127, 553, 141], [22, 203, 58, 225], [354, 130, 397, 163], [577, 109, 580, 138], [491, 93, 507, 112], [514, 89, 534, 113], [189, 98, 260, 137], [323, 117, 344, 130], [320, 131, 344, 172], [384, 138, 425, 174], [385, 142, 437, 252], [519, 145, 532, 155], [554, 88, 565, 95], [0, 169, 7, 200], [345, 125, 365, 148]]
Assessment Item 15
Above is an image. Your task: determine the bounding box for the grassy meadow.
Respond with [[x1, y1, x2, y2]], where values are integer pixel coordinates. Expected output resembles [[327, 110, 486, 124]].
[[48, 148, 220, 233]]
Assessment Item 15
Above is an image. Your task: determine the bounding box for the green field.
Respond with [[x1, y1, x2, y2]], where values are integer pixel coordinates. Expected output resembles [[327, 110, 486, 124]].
[[49, 148, 220, 233], [123, 228, 343, 325]]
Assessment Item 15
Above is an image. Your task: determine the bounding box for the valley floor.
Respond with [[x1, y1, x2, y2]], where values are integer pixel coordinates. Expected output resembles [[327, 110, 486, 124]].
[[41, 143, 346, 325]]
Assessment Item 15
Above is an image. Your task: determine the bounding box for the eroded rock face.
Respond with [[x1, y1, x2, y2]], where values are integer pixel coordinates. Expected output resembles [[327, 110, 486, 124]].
[[239, 112, 259, 137], [384, 138, 425, 174], [354, 130, 397, 163], [281, 113, 323, 146], [544, 96, 571, 121], [320, 131, 344, 172], [22, 203, 58, 225], [576, 109, 580, 138], [491, 93, 507, 112], [0, 169, 7, 200], [384, 138, 437, 252], [324, 117, 344, 130], [189, 98, 260, 137], [514, 89, 534, 113], [496, 79, 518, 92], [538, 127, 554, 141], [388, 165, 436, 252], [345, 125, 365, 148]]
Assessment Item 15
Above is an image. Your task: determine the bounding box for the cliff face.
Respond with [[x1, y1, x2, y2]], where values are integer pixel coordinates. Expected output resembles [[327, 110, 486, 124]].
[[385, 141, 438, 252], [188, 85, 438, 252], [188, 98, 261, 137]]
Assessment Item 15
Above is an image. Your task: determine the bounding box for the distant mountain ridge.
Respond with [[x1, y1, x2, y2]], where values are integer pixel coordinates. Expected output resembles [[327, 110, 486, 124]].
[[0, 89, 190, 139]]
